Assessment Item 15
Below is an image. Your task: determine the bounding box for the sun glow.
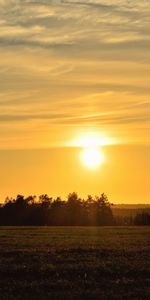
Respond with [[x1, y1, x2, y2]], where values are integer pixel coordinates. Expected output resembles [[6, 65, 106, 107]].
[[80, 147, 105, 169], [71, 131, 108, 169], [71, 131, 115, 148]]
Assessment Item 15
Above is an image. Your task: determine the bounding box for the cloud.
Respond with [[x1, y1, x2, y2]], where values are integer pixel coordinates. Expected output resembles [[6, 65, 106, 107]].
[[0, 0, 150, 148], [0, 0, 150, 51]]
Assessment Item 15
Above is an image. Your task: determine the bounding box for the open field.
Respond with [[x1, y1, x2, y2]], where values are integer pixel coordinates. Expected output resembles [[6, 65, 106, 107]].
[[0, 227, 150, 300]]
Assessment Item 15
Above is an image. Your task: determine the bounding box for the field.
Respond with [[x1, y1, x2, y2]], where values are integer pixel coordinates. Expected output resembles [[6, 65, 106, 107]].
[[0, 227, 150, 300]]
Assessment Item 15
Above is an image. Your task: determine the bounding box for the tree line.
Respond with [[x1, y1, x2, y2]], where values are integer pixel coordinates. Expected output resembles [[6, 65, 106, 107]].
[[0, 193, 149, 226]]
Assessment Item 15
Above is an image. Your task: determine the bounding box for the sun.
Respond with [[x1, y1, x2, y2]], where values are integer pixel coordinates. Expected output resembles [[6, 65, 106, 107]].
[[70, 131, 109, 169], [80, 147, 105, 169]]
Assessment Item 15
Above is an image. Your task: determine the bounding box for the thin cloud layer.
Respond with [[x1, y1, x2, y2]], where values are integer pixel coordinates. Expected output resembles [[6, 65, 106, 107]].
[[0, 0, 150, 148]]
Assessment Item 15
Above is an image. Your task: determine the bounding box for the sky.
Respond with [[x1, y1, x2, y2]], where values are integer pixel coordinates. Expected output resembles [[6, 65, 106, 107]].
[[0, 0, 150, 203]]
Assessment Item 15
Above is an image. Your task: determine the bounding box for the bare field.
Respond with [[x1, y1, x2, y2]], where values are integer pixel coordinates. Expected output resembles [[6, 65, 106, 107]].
[[0, 227, 150, 300]]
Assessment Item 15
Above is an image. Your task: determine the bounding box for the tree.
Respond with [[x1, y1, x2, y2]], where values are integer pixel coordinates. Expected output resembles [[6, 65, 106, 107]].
[[0, 192, 115, 226], [134, 212, 150, 225], [91, 193, 114, 225]]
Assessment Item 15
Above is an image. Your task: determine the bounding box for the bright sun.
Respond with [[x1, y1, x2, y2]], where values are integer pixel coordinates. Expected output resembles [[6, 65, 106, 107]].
[[81, 147, 105, 169], [71, 131, 109, 169]]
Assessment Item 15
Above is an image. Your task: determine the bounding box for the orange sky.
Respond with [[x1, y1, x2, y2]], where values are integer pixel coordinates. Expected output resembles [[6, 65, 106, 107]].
[[0, 1, 150, 203], [0, 145, 149, 203]]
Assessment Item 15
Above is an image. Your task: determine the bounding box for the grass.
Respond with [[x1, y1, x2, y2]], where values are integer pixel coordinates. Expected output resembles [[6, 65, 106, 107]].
[[0, 227, 150, 299]]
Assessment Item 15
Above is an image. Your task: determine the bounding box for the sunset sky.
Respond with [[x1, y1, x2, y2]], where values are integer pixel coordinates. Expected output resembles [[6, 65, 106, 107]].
[[0, 0, 150, 203]]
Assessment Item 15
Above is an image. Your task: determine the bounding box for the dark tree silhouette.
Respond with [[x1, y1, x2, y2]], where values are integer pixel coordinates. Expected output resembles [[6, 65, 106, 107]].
[[2, 192, 149, 226], [134, 212, 150, 225]]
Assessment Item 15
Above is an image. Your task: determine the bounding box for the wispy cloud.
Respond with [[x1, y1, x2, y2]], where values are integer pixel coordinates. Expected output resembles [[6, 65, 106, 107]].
[[0, 0, 150, 148]]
